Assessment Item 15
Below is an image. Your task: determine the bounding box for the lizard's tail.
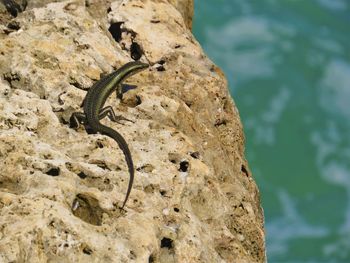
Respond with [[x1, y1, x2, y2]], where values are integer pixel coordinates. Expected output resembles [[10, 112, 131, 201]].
[[97, 123, 134, 209]]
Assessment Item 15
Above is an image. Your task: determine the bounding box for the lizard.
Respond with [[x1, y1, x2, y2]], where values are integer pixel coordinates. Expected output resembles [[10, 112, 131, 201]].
[[70, 61, 149, 209]]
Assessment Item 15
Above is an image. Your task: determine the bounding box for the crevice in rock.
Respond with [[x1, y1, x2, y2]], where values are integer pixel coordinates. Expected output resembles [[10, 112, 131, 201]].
[[148, 253, 155, 263], [241, 165, 249, 177], [95, 140, 104, 148], [214, 118, 227, 127], [189, 151, 200, 159], [88, 159, 111, 171], [71, 194, 104, 226], [136, 163, 154, 173], [4, 20, 21, 34]]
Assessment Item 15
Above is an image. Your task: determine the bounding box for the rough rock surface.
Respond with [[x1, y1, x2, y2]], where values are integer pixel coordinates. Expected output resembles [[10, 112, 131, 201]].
[[0, 0, 265, 262]]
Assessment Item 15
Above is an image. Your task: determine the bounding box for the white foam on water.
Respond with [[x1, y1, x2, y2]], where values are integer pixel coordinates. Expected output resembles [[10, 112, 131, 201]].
[[317, 0, 347, 11], [245, 87, 291, 145], [267, 190, 329, 257], [262, 87, 290, 124], [320, 59, 350, 120], [311, 128, 350, 257], [313, 37, 344, 54], [205, 16, 277, 82]]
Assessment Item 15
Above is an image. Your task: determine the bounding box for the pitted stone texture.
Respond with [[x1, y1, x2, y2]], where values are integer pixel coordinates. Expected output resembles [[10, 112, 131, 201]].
[[0, 0, 265, 262]]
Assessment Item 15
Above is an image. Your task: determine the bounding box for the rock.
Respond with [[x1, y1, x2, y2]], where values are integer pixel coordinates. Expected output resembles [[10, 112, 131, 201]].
[[0, 0, 265, 262]]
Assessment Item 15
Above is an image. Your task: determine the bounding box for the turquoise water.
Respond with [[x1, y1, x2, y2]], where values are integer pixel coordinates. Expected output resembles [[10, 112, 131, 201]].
[[193, 1, 350, 262]]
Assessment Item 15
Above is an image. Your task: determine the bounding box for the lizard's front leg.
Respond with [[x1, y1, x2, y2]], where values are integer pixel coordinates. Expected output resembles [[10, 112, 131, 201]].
[[116, 84, 138, 101], [99, 106, 134, 124], [69, 112, 86, 129]]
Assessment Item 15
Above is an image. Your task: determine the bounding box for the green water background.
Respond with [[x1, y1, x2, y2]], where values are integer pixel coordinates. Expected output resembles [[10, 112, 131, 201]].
[[193, 0, 350, 262]]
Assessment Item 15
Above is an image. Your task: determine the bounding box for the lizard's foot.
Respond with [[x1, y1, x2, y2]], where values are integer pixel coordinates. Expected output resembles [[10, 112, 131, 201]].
[[99, 106, 134, 124], [70, 112, 86, 129]]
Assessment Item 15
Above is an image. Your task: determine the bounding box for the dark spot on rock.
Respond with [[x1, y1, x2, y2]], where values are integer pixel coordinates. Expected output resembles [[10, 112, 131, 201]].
[[82, 246, 93, 255], [3, 72, 20, 84], [174, 207, 179, 212], [130, 41, 143, 60], [179, 161, 189, 172], [157, 59, 166, 65], [174, 44, 181, 49], [107, 7, 111, 13], [150, 20, 160, 23], [185, 101, 192, 108], [160, 237, 173, 249], [129, 250, 136, 259], [77, 172, 87, 179], [148, 254, 155, 263], [7, 21, 20, 31], [160, 190, 167, 196], [190, 151, 200, 159], [104, 178, 110, 184], [135, 95, 142, 105], [168, 153, 181, 164], [214, 119, 227, 127], [89, 160, 110, 170], [46, 167, 60, 176], [108, 22, 124, 42], [136, 164, 154, 173], [96, 141, 104, 148], [64, 2, 78, 11], [241, 165, 249, 177], [156, 65, 165, 72]]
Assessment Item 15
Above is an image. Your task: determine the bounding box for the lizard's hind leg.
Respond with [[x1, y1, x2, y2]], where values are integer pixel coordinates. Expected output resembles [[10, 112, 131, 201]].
[[99, 106, 134, 124], [70, 112, 86, 129]]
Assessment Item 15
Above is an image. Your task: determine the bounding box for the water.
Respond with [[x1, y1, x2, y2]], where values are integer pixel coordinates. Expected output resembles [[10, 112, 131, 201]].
[[193, 1, 350, 262]]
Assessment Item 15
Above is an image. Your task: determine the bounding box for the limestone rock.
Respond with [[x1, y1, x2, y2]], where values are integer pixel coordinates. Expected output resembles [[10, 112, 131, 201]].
[[0, 0, 265, 262]]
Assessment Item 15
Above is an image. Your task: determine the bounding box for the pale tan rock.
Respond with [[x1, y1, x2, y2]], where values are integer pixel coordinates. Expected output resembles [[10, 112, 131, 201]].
[[0, 0, 265, 262]]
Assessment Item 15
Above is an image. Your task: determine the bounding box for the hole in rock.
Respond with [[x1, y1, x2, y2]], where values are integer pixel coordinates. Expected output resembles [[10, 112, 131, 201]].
[[160, 237, 173, 249], [46, 167, 60, 176], [179, 161, 189, 172], [156, 65, 165, 72], [77, 172, 87, 179], [108, 22, 124, 42], [130, 41, 143, 60], [96, 141, 104, 148]]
